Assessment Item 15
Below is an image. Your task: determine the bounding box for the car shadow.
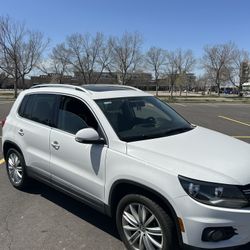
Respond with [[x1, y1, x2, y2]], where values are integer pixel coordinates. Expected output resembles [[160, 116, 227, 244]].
[[22, 180, 120, 241], [16, 181, 250, 250]]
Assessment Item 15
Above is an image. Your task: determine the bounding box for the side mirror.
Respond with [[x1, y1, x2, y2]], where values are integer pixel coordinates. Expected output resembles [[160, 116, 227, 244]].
[[75, 128, 105, 144]]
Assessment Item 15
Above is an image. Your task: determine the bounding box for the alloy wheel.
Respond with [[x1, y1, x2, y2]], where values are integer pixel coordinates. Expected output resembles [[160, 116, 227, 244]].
[[7, 153, 23, 185], [122, 202, 163, 250]]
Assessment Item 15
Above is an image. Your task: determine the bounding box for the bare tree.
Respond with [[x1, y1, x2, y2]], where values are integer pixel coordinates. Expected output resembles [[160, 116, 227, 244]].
[[0, 16, 48, 97], [46, 43, 71, 83], [65, 32, 112, 84], [164, 51, 178, 98], [18, 31, 49, 88], [201, 42, 236, 96], [0, 16, 24, 96], [109, 32, 143, 85], [174, 49, 196, 95], [165, 49, 195, 98], [145, 47, 166, 95], [227, 49, 249, 96], [196, 74, 213, 94]]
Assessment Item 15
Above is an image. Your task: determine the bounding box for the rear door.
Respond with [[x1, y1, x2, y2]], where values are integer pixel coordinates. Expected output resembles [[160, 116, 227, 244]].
[[50, 95, 107, 202], [15, 93, 58, 180]]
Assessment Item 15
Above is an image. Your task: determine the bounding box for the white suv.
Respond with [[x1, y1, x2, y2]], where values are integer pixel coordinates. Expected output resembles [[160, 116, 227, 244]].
[[2, 84, 250, 250]]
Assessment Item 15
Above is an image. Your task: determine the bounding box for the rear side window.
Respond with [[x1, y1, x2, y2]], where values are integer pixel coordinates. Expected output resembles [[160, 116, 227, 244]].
[[18, 95, 29, 117], [18, 94, 57, 126]]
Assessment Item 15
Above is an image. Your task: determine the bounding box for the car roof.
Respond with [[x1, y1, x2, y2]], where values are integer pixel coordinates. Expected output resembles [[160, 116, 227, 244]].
[[30, 84, 152, 99]]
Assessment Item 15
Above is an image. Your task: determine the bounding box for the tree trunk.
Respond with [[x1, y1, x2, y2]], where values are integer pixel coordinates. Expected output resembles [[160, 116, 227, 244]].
[[21, 75, 25, 89], [216, 79, 220, 96], [170, 84, 174, 99], [155, 80, 158, 96], [14, 77, 18, 98], [14, 67, 18, 98], [238, 78, 243, 97], [179, 88, 182, 96], [216, 74, 220, 96]]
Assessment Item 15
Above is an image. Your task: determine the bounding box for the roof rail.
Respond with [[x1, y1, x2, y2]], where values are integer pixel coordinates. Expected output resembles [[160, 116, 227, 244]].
[[81, 84, 142, 92], [121, 85, 143, 92], [31, 84, 88, 93], [31, 83, 143, 93]]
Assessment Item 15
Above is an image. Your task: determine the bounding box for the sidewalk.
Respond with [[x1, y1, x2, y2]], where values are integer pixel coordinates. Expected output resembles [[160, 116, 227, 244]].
[[147, 91, 250, 103], [160, 96, 250, 103]]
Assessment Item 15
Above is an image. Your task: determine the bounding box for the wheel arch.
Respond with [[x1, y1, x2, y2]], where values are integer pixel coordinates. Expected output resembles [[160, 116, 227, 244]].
[[108, 179, 183, 245], [3, 140, 23, 161]]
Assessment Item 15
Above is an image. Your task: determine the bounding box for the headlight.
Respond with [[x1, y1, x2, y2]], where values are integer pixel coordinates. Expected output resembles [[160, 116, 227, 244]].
[[179, 176, 249, 209]]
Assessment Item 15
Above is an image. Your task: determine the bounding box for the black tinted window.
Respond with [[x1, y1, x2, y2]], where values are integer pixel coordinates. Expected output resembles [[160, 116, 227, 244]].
[[18, 95, 35, 119], [30, 95, 56, 125], [57, 96, 98, 134], [18, 95, 29, 117], [19, 94, 57, 126], [96, 96, 192, 142]]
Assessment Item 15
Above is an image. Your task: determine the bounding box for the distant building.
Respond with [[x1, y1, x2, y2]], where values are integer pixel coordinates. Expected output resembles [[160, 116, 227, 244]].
[[0, 74, 31, 89], [157, 73, 196, 91], [31, 73, 73, 85], [73, 71, 117, 85], [0, 71, 197, 91], [31, 71, 153, 88], [122, 72, 152, 88]]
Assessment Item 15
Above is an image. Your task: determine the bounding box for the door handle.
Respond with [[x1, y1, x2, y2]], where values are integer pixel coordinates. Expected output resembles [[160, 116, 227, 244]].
[[51, 141, 60, 150], [18, 129, 24, 136]]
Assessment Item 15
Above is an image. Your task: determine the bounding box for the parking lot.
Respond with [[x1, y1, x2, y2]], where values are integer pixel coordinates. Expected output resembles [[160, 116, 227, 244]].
[[0, 102, 249, 250]]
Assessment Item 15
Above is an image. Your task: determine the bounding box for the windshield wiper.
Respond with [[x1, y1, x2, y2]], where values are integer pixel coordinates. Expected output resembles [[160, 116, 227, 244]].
[[164, 126, 193, 136], [122, 126, 194, 142], [124, 134, 158, 142]]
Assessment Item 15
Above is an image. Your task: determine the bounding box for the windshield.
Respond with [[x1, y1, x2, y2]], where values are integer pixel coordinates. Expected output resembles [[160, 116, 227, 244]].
[[96, 96, 193, 142]]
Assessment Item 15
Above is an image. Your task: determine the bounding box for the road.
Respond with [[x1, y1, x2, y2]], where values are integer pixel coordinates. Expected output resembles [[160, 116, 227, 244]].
[[172, 103, 250, 144], [0, 102, 250, 250]]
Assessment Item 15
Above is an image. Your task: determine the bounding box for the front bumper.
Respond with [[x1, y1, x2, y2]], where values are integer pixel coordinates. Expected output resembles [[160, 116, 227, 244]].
[[183, 242, 250, 250], [175, 196, 250, 249]]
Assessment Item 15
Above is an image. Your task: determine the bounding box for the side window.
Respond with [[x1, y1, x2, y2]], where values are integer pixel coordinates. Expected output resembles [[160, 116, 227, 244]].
[[57, 96, 98, 134], [18, 95, 35, 119], [30, 94, 56, 126], [18, 95, 29, 117], [19, 94, 57, 126]]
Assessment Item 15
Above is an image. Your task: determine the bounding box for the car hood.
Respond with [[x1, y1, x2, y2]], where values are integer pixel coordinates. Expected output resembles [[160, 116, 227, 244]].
[[127, 126, 250, 185]]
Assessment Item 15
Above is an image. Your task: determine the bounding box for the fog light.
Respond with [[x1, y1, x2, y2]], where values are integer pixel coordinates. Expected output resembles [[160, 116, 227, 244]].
[[202, 227, 237, 242]]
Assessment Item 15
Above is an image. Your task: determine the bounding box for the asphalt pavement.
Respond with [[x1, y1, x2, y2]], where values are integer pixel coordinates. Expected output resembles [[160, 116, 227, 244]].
[[0, 102, 250, 250], [172, 103, 250, 144]]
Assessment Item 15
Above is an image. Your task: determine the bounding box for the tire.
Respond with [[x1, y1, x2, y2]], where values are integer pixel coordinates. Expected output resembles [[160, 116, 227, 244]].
[[6, 148, 29, 189], [116, 194, 176, 250]]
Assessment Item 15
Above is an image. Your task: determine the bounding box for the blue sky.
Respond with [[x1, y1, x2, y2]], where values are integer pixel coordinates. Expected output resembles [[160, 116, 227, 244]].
[[0, 0, 249, 59]]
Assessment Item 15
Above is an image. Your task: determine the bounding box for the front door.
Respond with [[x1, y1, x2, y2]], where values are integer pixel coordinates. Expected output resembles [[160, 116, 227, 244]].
[[50, 95, 107, 202]]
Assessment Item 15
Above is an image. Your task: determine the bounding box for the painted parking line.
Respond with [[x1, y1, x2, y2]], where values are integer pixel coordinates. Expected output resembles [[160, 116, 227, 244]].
[[218, 116, 250, 127], [175, 103, 187, 107], [0, 158, 5, 165]]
